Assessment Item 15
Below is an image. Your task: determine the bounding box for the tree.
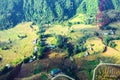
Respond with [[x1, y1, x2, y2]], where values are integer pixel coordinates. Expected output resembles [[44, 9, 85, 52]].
[[55, 2, 63, 20], [108, 41, 117, 48], [56, 35, 67, 48], [68, 22, 72, 27], [73, 45, 80, 54], [79, 45, 87, 52], [103, 36, 113, 45], [66, 43, 74, 56], [38, 46, 45, 59], [23, 57, 30, 63]]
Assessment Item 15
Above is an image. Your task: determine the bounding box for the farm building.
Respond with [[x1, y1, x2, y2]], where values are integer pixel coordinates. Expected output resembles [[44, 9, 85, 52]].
[[50, 68, 61, 76]]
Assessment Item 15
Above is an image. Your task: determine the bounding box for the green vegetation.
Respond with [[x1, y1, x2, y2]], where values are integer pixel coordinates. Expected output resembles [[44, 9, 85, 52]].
[[40, 73, 48, 80], [1, 66, 13, 75], [37, 46, 48, 59], [56, 35, 67, 48], [1, 0, 120, 30], [0, 22, 38, 69], [103, 36, 113, 46], [23, 57, 30, 63], [108, 41, 117, 48], [0, 0, 120, 80], [33, 65, 43, 74]]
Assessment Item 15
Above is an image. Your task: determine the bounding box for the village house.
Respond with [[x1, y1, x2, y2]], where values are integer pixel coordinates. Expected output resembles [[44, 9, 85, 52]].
[[103, 30, 115, 36], [34, 46, 38, 53], [50, 68, 62, 77], [49, 44, 56, 49], [85, 51, 90, 57], [5, 64, 11, 69], [109, 30, 115, 35], [33, 38, 38, 44]]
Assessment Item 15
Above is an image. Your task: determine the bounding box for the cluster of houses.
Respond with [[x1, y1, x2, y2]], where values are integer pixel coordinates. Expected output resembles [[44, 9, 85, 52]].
[[103, 30, 115, 35]]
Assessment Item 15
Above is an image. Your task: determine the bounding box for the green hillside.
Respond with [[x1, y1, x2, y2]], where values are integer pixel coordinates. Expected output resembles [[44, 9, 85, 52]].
[[0, 0, 120, 30]]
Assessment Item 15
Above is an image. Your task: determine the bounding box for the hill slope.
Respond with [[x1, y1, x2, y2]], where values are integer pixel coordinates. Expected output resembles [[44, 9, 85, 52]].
[[0, 0, 120, 30]]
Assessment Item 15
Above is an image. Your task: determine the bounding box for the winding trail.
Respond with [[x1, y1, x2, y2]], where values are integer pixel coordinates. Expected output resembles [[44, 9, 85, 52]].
[[51, 73, 75, 80]]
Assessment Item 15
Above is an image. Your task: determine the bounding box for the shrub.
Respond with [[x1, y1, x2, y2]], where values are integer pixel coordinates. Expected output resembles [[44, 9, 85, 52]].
[[0, 55, 2, 61], [18, 34, 27, 39], [103, 36, 113, 45], [38, 46, 49, 59], [23, 57, 30, 63], [73, 45, 80, 54], [108, 41, 117, 48], [40, 73, 48, 80], [100, 26, 112, 30], [32, 51, 37, 56], [1, 66, 13, 74], [115, 36, 120, 40], [33, 65, 43, 74], [67, 22, 72, 27], [56, 35, 67, 48], [1, 46, 10, 50], [66, 43, 74, 56], [33, 68, 41, 74]]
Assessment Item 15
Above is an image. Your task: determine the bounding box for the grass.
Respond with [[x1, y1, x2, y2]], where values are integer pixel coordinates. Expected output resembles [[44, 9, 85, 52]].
[[0, 22, 38, 69], [46, 37, 57, 45], [45, 25, 69, 36], [73, 52, 85, 58], [69, 14, 87, 24], [85, 37, 105, 54], [45, 24, 97, 45], [1, 20, 120, 80]]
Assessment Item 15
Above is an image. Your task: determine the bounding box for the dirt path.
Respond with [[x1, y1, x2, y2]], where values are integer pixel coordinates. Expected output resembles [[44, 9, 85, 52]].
[[51, 73, 75, 80]]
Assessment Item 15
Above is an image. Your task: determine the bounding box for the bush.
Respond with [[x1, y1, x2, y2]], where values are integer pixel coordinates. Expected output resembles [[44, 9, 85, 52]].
[[79, 45, 87, 52], [33, 65, 43, 74], [23, 57, 30, 63], [73, 45, 87, 54], [18, 34, 27, 39], [1, 46, 10, 50], [100, 26, 112, 30], [66, 43, 74, 56], [38, 46, 49, 59], [73, 45, 80, 54], [103, 36, 113, 45], [115, 36, 120, 40], [0, 55, 2, 61], [108, 41, 117, 48], [67, 22, 72, 27], [32, 51, 37, 56], [40, 73, 48, 80], [56, 35, 67, 48], [77, 35, 89, 44], [33, 68, 41, 74], [1, 66, 13, 74]]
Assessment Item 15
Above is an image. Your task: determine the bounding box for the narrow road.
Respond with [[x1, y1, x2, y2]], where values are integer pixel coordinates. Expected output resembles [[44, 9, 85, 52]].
[[51, 73, 75, 80], [92, 62, 120, 80]]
